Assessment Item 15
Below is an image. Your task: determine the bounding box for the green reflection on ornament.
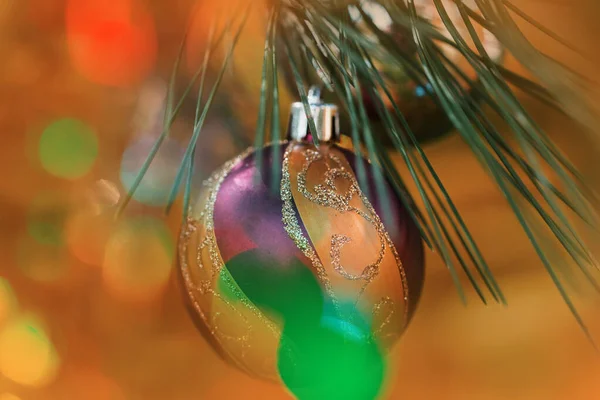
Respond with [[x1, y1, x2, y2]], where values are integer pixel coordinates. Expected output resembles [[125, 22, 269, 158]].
[[223, 249, 324, 326], [217, 267, 244, 303], [278, 308, 386, 400]]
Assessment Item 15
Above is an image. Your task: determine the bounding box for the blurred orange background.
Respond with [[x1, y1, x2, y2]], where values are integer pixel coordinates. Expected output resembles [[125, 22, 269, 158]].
[[1, 0, 600, 399]]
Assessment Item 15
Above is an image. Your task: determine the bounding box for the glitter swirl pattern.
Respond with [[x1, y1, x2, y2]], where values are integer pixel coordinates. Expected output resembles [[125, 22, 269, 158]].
[[282, 142, 410, 336], [179, 146, 282, 380], [180, 141, 415, 380]]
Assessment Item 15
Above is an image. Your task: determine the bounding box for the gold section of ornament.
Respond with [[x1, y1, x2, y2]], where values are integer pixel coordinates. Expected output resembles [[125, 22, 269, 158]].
[[179, 141, 411, 380], [282, 142, 409, 347], [179, 147, 282, 381]]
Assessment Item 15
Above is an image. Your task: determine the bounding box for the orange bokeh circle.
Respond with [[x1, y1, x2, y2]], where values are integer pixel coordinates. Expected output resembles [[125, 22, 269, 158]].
[[65, 0, 157, 87]]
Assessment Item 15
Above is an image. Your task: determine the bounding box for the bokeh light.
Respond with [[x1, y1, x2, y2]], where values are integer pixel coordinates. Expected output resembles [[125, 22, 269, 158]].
[[119, 137, 184, 207], [0, 278, 18, 327], [102, 216, 175, 302], [38, 118, 98, 180], [65, 180, 120, 267], [65, 0, 157, 87], [0, 315, 60, 387], [26, 192, 69, 247], [17, 236, 70, 284], [21, 192, 77, 283], [186, 1, 216, 74], [84, 179, 121, 215], [132, 79, 167, 135], [0, 394, 22, 400], [65, 208, 114, 267]]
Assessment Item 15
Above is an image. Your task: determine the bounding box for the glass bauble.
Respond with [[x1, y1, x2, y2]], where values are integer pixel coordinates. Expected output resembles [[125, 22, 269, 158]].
[[178, 141, 424, 383]]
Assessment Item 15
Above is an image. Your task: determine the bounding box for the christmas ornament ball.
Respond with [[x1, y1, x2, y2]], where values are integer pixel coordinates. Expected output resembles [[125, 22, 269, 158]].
[[178, 140, 425, 382]]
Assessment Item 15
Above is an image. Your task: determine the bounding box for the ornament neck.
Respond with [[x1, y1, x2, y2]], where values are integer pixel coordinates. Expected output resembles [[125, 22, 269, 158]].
[[287, 86, 340, 144]]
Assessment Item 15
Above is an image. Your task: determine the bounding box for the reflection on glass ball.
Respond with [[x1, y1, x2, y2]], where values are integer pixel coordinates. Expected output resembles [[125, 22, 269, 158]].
[[278, 304, 386, 400]]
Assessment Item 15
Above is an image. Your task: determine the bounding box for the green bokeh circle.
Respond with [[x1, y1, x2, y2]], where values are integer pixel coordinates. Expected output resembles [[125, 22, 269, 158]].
[[38, 118, 98, 179]]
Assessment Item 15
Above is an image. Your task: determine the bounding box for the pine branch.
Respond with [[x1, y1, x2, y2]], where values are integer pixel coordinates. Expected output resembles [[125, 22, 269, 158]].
[[123, 0, 599, 339]]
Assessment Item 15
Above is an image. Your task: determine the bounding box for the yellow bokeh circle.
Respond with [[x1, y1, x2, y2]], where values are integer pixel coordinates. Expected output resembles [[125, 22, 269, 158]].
[[102, 216, 174, 302], [0, 315, 60, 387]]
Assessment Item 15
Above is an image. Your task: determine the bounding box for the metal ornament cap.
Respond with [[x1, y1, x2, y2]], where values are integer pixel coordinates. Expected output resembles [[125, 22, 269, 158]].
[[287, 86, 340, 143]]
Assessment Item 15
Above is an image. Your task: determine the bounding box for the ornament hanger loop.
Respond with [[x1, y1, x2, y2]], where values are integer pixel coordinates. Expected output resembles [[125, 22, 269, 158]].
[[287, 85, 340, 143]]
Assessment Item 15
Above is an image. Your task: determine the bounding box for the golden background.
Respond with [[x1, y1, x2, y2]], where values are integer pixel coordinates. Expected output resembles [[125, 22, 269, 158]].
[[1, 0, 599, 399]]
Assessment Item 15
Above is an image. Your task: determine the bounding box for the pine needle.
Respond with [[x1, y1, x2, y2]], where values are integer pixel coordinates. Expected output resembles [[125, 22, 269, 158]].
[[164, 4, 253, 212]]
